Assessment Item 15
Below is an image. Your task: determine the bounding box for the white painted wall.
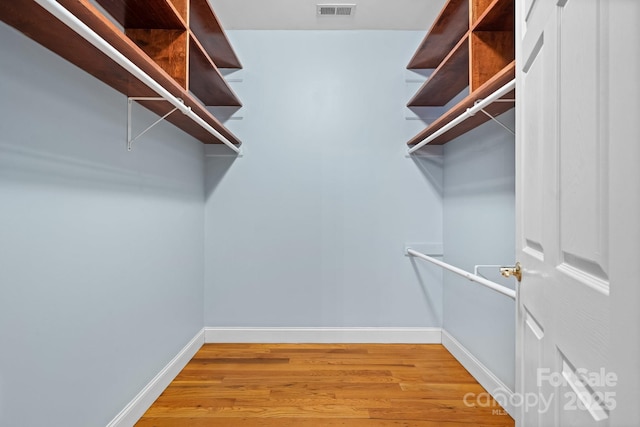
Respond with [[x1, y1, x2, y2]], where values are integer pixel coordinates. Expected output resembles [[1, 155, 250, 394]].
[[442, 110, 516, 391], [204, 30, 444, 328], [0, 23, 205, 427]]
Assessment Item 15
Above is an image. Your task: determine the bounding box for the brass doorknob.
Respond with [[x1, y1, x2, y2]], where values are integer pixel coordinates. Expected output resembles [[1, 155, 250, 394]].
[[500, 262, 522, 282]]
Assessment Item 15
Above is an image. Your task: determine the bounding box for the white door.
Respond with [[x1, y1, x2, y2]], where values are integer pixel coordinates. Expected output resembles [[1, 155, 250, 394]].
[[516, 0, 640, 426]]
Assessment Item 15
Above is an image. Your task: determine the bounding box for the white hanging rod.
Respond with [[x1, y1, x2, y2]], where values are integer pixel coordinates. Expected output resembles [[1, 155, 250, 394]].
[[408, 79, 516, 154], [34, 0, 241, 155], [406, 248, 516, 300]]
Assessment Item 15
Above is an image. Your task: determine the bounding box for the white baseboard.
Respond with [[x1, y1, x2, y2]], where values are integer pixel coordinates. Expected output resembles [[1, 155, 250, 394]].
[[204, 327, 442, 344], [105, 328, 205, 427], [441, 329, 515, 417]]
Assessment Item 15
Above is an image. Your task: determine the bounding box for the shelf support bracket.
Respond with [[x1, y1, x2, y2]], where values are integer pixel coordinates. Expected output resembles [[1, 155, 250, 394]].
[[127, 97, 184, 151], [470, 99, 515, 136]]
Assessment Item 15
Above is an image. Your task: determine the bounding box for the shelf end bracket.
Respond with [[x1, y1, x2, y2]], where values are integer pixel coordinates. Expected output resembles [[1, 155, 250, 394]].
[[127, 97, 179, 151], [468, 99, 515, 136]]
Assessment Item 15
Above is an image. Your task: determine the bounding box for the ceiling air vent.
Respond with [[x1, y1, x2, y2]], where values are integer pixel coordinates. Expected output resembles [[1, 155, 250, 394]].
[[317, 4, 356, 16]]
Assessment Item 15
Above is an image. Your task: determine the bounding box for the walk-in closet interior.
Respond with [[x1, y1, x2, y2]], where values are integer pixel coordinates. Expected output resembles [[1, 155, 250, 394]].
[[1, 0, 639, 426]]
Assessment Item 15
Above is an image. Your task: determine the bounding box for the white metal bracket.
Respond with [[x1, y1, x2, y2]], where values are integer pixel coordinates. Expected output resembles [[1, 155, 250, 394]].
[[474, 264, 507, 279], [127, 97, 189, 151], [470, 98, 515, 136]]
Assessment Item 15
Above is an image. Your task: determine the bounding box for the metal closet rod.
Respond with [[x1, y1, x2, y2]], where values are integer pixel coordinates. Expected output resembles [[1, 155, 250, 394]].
[[408, 79, 516, 154], [406, 248, 516, 300], [34, 0, 241, 154]]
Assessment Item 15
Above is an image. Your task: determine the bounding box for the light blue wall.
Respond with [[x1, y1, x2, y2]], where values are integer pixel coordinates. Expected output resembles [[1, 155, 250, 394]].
[[204, 31, 444, 327], [0, 23, 205, 427], [442, 109, 516, 391], [0, 18, 516, 424]]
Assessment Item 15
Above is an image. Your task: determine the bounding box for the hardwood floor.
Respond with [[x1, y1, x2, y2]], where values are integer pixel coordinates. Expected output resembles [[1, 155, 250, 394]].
[[136, 344, 514, 426]]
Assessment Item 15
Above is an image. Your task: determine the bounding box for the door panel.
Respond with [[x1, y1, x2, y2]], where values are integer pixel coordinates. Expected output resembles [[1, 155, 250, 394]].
[[522, 309, 544, 427], [557, 354, 609, 426], [520, 34, 547, 261], [516, 0, 621, 425], [558, 0, 609, 291], [553, 0, 610, 393]]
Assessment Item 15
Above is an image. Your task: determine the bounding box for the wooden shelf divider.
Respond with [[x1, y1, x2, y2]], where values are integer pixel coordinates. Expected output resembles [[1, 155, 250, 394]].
[[408, 33, 470, 106], [94, 0, 240, 107], [473, 0, 514, 30], [92, 0, 187, 29], [188, 34, 241, 106], [407, 0, 469, 69], [125, 28, 189, 89], [189, 0, 242, 69], [406, 0, 515, 146], [471, 0, 497, 24], [470, 31, 514, 91]]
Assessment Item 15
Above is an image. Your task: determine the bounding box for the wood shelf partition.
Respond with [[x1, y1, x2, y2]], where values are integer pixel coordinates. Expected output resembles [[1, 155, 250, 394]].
[[407, 0, 469, 69], [93, 0, 187, 29], [95, 0, 241, 106], [474, 0, 514, 30], [471, 0, 498, 24], [188, 34, 241, 106], [407, 61, 515, 146], [408, 33, 470, 106], [0, 0, 240, 146], [126, 28, 189, 89], [470, 31, 514, 91], [406, 0, 515, 146], [189, 0, 242, 69]]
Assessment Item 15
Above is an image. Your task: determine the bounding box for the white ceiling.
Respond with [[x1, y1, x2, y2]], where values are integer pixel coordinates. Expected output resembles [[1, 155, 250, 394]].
[[208, 0, 446, 31]]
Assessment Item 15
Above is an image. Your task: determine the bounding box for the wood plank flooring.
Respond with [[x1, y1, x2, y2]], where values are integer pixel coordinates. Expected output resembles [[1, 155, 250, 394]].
[[135, 344, 514, 426]]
